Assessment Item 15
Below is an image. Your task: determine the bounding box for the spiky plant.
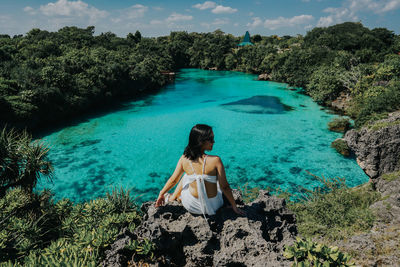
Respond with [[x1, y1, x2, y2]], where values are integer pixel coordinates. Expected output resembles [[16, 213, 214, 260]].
[[0, 127, 53, 195]]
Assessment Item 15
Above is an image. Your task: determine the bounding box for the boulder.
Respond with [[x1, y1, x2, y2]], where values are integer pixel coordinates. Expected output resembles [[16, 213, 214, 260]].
[[103, 190, 297, 266], [258, 73, 271, 81], [344, 111, 400, 179], [331, 91, 351, 111]]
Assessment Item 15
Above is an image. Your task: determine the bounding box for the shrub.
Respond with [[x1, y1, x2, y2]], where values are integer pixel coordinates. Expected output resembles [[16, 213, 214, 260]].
[[331, 139, 350, 157], [284, 237, 355, 266], [238, 183, 260, 203], [328, 117, 351, 132], [0, 187, 153, 266], [381, 171, 400, 182], [288, 174, 380, 240], [0, 127, 53, 195]]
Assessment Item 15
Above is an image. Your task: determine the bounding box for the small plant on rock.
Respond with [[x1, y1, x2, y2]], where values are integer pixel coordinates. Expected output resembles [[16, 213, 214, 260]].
[[284, 237, 355, 266], [328, 117, 351, 133], [331, 139, 350, 157]]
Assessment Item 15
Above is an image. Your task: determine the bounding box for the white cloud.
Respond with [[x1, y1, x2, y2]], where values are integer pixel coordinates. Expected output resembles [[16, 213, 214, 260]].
[[23, 6, 37, 15], [211, 5, 238, 14], [39, 0, 107, 22], [247, 17, 262, 28], [193, 1, 216, 10], [125, 4, 148, 19], [318, 0, 400, 27], [317, 6, 357, 27], [152, 6, 164, 11], [201, 18, 230, 28], [264, 15, 314, 30], [166, 13, 193, 22]]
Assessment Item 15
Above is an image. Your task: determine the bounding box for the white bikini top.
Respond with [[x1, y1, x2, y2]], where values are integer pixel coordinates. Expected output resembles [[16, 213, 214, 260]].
[[182, 155, 219, 218]]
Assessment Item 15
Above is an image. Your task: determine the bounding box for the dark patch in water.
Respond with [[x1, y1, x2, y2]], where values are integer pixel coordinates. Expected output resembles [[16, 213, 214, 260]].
[[114, 166, 126, 172], [299, 104, 306, 107], [72, 139, 102, 149], [279, 157, 293, 163], [149, 172, 160, 178], [290, 167, 302, 174], [288, 146, 304, 153], [221, 95, 293, 114], [78, 159, 98, 168], [104, 150, 112, 154], [201, 99, 216, 103], [263, 169, 274, 177]]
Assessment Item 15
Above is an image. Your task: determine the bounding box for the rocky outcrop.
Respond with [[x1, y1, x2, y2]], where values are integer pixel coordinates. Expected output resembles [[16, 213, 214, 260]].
[[258, 73, 271, 81], [331, 91, 352, 111], [102, 190, 297, 266], [344, 111, 400, 178]]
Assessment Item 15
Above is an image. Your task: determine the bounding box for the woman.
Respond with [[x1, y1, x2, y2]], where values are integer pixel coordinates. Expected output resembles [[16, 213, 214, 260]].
[[155, 124, 245, 217]]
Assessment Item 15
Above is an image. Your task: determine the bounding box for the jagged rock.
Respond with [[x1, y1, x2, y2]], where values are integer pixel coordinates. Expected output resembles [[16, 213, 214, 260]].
[[344, 111, 400, 179], [331, 91, 351, 111], [371, 174, 400, 223], [258, 73, 270, 81], [103, 190, 297, 267], [101, 228, 134, 267]]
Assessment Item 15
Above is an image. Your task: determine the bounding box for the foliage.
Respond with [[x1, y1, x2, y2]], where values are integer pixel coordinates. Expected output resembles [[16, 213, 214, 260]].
[[307, 65, 346, 104], [288, 174, 380, 240], [331, 139, 350, 157], [238, 183, 260, 203], [328, 117, 351, 133], [0, 187, 153, 266], [381, 171, 400, 182], [0, 127, 53, 195], [367, 119, 400, 131], [284, 237, 355, 267], [0, 22, 399, 130]]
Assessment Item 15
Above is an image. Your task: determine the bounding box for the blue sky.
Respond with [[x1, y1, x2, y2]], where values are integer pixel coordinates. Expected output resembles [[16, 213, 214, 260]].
[[1, 0, 399, 37]]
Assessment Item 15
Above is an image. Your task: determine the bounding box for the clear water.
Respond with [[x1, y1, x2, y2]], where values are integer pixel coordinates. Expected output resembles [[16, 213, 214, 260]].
[[38, 69, 369, 203]]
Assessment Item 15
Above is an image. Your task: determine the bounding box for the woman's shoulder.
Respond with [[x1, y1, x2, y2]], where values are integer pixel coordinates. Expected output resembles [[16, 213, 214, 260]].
[[206, 154, 222, 163]]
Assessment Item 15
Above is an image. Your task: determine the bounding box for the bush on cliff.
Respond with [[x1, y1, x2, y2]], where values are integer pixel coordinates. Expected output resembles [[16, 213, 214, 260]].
[[328, 117, 351, 133], [331, 139, 350, 157]]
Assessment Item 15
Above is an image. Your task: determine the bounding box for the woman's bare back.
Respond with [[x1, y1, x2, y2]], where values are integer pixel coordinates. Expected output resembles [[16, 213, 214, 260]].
[[182, 155, 218, 198]]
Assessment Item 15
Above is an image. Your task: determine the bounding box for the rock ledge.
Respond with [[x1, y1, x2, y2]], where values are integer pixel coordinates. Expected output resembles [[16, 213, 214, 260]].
[[103, 190, 297, 267]]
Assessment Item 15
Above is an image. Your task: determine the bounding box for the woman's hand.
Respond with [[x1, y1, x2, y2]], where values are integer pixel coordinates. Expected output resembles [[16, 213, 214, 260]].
[[232, 206, 246, 216], [155, 194, 165, 207]]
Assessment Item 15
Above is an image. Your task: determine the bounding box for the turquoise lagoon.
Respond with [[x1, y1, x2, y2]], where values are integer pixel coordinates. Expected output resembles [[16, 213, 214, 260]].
[[38, 69, 369, 202]]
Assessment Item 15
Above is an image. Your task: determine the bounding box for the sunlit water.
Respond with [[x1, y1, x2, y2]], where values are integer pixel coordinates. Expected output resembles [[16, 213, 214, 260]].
[[38, 69, 369, 203]]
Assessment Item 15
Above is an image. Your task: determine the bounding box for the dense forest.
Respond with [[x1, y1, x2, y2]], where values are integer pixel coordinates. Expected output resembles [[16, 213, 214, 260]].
[[1, 22, 399, 130]]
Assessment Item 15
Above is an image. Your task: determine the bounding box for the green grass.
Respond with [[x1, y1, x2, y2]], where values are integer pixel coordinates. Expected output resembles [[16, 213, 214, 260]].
[[381, 171, 400, 182], [288, 176, 380, 241], [368, 120, 400, 131]]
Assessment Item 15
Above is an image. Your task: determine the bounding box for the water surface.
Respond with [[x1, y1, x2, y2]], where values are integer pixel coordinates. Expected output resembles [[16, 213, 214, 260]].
[[39, 69, 369, 202]]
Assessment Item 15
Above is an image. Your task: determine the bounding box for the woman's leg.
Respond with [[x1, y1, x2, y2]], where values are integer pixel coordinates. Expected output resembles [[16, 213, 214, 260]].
[[169, 179, 183, 202]]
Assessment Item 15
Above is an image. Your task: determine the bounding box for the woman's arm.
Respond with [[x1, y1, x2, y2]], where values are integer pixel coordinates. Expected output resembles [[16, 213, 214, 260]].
[[155, 156, 185, 207], [216, 157, 245, 215]]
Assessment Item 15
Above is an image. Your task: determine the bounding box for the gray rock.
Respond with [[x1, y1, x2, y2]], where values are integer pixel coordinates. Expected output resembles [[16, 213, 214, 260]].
[[258, 73, 271, 81], [344, 111, 400, 179], [103, 190, 297, 266]]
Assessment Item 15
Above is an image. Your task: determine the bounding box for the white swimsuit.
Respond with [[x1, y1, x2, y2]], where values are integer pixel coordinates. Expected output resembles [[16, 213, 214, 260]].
[[181, 155, 223, 218]]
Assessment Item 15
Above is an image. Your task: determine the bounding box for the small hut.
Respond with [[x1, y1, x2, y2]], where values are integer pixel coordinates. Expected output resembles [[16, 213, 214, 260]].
[[237, 31, 254, 46]]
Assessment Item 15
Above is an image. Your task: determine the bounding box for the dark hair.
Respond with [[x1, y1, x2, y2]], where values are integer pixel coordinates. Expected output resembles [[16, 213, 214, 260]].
[[183, 124, 213, 160]]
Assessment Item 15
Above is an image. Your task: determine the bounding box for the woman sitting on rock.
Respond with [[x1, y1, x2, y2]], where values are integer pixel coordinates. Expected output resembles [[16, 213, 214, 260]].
[[155, 124, 244, 217]]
